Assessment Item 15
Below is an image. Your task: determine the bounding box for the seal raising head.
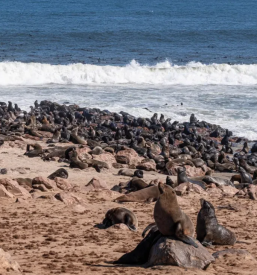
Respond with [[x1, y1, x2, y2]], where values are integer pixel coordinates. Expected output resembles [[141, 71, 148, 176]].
[[154, 182, 198, 247], [196, 199, 236, 246]]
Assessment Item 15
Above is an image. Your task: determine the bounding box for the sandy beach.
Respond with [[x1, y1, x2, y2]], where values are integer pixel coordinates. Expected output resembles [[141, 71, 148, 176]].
[[0, 133, 256, 275]]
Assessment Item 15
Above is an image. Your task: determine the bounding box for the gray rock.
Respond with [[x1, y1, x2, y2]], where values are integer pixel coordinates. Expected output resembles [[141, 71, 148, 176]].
[[145, 237, 215, 269]]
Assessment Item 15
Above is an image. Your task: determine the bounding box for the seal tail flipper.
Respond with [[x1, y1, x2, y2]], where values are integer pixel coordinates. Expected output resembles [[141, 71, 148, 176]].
[[142, 222, 157, 238], [175, 222, 198, 248]]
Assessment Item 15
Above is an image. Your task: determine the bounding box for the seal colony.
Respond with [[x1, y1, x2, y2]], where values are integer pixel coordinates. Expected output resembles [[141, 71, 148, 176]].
[[0, 100, 257, 273]]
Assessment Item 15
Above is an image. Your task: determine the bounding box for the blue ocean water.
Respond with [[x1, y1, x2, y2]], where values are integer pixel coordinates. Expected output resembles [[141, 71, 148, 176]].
[[0, 0, 257, 139], [1, 0, 257, 65]]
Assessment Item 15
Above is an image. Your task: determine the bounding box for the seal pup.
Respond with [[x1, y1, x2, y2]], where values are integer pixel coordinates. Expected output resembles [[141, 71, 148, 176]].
[[134, 169, 143, 178], [196, 199, 236, 246], [154, 182, 198, 247], [103, 207, 138, 231]]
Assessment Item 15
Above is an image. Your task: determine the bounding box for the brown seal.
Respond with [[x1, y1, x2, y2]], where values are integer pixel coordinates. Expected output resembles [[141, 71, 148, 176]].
[[196, 199, 236, 246], [70, 127, 87, 145], [128, 177, 148, 191], [47, 129, 61, 143], [114, 185, 160, 203], [103, 207, 138, 231], [154, 182, 198, 247], [24, 143, 43, 158], [69, 148, 88, 169]]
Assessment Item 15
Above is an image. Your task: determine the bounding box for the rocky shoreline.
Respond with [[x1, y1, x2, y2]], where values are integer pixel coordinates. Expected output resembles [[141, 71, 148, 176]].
[[0, 100, 257, 274]]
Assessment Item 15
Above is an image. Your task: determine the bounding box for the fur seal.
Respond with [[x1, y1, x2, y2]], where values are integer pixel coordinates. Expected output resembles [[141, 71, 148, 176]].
[[134, 169, 143, 178], [154, 182, 198, 247], [47, 168, 69, 180], [47, 129, 61, 143], [202, 176, 235, 187], [177, 167, 206, 189], [196, 199, 236, 246], [128, 177, 148, 191], [113, 226, 161, 265], [69, 149, 88, 169], [118, 169, 135, 177], [238, 158, 256, 174], [103, 207, 138, 231], [70, 128, 87, 145], [24, 143, 43, 158], [114, 186, 160, 203], [238, 167, 252, 185]]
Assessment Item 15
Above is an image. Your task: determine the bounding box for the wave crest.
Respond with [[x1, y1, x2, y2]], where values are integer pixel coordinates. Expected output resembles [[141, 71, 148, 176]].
[[0, 60, 257, 86]]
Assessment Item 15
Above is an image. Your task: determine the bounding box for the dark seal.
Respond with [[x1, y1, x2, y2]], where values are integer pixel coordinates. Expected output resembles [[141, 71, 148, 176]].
[[196, 199, 236, 246]]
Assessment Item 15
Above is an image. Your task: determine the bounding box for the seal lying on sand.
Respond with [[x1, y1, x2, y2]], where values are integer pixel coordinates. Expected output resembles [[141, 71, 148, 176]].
[[103, 207, 138, 231], [114, 186, 160, 203], [202, 176, 235, 187], [196, 199, 236, 246]]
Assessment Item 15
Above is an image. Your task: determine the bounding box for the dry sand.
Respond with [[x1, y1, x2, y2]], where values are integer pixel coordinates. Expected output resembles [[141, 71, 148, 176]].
[[0, 140, 257, 275]]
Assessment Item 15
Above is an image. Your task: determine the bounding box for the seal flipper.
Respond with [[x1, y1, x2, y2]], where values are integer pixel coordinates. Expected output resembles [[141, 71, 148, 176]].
[[201, 241, 213, 247], [142, 222, 157, 237], [127, 224, 137, 232], [125, 214, 137, 232], [175, 222, 198, 248]]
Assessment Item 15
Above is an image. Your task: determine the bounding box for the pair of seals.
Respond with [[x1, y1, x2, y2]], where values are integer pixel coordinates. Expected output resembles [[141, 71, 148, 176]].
[[196, 199, 236, 246], [103, 207, 138, 231]]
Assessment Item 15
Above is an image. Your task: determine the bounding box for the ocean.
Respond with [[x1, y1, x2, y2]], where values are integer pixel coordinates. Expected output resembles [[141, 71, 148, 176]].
[[0, 0, 257, 139]]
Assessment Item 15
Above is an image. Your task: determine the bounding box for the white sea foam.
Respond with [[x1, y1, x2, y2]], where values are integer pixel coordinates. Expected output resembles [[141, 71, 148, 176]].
[[1, 60, 257, 86]]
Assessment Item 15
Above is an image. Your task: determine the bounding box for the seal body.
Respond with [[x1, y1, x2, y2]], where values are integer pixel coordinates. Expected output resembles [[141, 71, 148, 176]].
[[103, 207, 138, 231], [114, 186, 160, 203], [154, 183, 197, 247], [113, 226, 161, 264], [196, 199, 236, 245]]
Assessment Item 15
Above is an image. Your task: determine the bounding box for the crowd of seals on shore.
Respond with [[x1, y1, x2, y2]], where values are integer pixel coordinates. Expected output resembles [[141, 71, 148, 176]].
[[1, 99, 257, 271], [0, 100, 257, 176]]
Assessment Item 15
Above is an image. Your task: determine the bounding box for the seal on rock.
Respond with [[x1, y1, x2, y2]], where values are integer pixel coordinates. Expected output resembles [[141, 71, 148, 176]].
[[154, 182, 198, 247], [196, 199, 236, 246], [103, 207, 138, 231]]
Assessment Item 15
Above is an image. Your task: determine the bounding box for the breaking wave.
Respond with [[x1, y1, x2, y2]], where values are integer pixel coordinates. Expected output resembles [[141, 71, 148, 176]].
[[1, 60, 257, 86]]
